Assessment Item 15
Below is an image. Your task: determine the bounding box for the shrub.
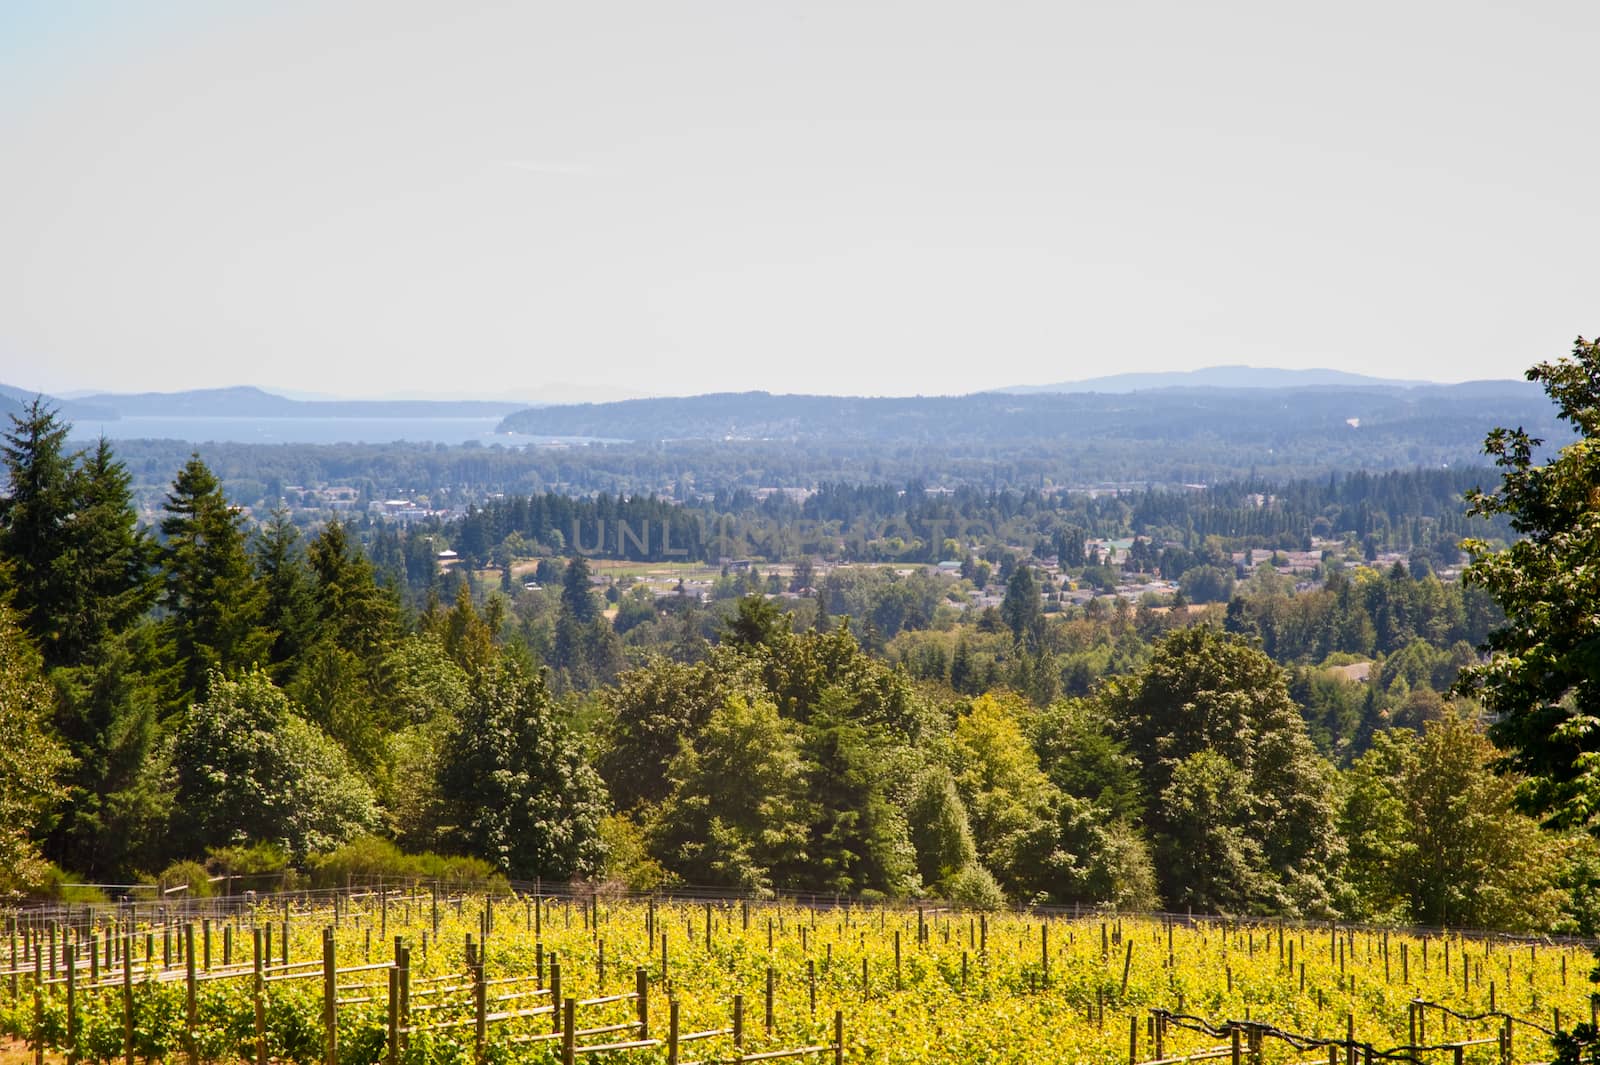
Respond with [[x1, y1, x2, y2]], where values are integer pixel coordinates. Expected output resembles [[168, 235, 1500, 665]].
[[158, 859, 215, 899], [945, 864, 1007, 911]]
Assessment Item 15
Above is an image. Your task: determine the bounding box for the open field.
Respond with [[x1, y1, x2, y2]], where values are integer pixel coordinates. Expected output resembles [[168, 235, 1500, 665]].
[[3, 891, 1594, 1065]]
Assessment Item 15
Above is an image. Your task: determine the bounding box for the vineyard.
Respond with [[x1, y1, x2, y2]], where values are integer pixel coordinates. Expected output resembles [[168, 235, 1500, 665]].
[[2, 889, 1596, 1065]]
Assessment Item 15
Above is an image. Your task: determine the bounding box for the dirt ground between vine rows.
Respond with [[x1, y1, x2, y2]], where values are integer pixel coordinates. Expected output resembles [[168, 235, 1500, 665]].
[[0, 1038, 61, 1065]]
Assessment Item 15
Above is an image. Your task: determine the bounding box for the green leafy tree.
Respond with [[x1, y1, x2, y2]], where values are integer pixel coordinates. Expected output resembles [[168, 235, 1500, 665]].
[[950, 692, 1057, 895], [168, 667, 379, 860], [437, 659, 608, 879], [648, 694, 813, 894], [906, 765, 978, 889], [1458, 337, 1600, 835], [1340, 713, 1565, 929], [379, 634, 471, 851], [598, 651, 765, 812], [0, 604, 73, 892], [1099, 625, 1343, 915]]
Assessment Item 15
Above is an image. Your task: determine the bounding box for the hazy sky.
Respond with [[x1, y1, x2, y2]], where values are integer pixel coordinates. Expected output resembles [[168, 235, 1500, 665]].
[[2, 2, 1596, 401]]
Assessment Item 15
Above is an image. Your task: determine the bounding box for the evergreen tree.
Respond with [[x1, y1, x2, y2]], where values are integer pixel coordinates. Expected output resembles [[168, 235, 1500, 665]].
[[1000, 564, 1044, 650], [54, 438, 157, 666], [159, 456, 272, 708], [801, 694, 917, 895], [561, 554, 599, 623], [0, 399, 79, 667], [306, 519, 401, 666], [438, 658, 608, 878], [46, 635, 165, 877], [254, 506, 318, 681]]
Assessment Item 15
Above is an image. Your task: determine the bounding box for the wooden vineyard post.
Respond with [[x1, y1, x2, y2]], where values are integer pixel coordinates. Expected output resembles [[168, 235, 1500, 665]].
[[562, 998, 576, 1065], [550, 959, 563, 1033], [323, 927, 338, 1065], [386, 967, 399, 1065], [810, 958, 818, 1016], [1154, 1011, 1164, 1061], [834, 1009, 844, 1065], [668, 999, 680, 1065], [398, 940, 412, 1058], [1231, 1026, 1242, 1065], [473, 953, 487, 1065], [1122, 941, 1135, 996], [637, 966, 650, 1038], [1042, 924, 1050, 987], [1346, 1013, 1356, 1065], [734, 992, 745, 1049], [65, 940, 76, 1065], [33, 984, 43, 1065], [123, 931, 135, 1065], [1128, 1015, 1138, 1065], [766, 966, 775, 1033], [185, 925, 199, 1065], [255, 928, 268, 1065], [895, 930, 902, 990]]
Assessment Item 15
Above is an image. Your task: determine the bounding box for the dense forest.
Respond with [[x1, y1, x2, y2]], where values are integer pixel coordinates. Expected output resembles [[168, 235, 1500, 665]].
[[0, 373, 1594, 934]]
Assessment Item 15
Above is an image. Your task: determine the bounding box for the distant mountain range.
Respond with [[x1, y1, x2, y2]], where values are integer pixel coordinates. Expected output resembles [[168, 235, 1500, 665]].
[[494, 380, 1556, 450], [0, 383, 530, 422], [997, 365, 1446, 393]]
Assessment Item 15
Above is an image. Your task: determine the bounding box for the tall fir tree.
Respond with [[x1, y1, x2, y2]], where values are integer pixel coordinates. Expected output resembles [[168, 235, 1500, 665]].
[[0, 399, 79, 667], [56, 438, 158, 665], [253, 506, 319, 683], [159, 456, 272, 709]]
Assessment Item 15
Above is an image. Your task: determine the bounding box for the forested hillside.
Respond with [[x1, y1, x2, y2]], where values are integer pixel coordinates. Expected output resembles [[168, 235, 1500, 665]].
[[1, 371, 1591, 936]]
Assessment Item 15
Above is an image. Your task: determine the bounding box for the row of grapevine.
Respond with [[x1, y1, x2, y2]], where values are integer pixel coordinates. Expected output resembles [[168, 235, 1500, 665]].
[[3, 889, 1594, 1065]]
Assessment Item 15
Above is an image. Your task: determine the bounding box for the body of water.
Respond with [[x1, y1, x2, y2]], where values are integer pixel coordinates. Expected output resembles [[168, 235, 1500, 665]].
[[69, 415, 601, 447]]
